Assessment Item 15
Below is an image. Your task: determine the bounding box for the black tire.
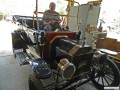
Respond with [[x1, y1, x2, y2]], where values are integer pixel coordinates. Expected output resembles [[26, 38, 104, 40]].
[[92, 59, 120, 90], [28, 74, 44, 90]]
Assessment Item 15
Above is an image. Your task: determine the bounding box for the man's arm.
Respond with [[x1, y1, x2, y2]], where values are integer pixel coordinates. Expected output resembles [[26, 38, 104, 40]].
[[43, 17, 55, 25], [43, 20, 50, 25]]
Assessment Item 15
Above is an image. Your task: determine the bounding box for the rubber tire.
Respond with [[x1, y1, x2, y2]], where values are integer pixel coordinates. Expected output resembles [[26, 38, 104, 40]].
[[28, 74, 44, 90], [92, 59, 120, 90]]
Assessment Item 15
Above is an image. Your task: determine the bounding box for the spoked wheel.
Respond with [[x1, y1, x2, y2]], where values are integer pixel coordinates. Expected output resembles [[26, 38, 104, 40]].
[[92, 59, 120, 90], [29, 74, 44, 90]]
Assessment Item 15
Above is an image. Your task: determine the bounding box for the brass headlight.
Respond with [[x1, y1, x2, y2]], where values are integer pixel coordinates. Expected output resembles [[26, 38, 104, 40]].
[[93, 51, 102, 59], [93, 51, 107, 64], [58, 58, 76, 79]]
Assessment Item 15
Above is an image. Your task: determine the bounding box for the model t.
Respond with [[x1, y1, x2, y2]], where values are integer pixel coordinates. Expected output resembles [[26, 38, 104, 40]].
[[11, 1, 120, 90]]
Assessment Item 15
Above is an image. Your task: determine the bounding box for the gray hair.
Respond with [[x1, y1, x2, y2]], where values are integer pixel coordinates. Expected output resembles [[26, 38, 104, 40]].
[[49, 2, 56, 7]]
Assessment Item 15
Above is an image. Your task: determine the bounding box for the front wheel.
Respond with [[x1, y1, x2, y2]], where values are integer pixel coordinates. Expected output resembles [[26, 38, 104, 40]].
[[92, 59, 120, 90], [28, 74, 44, 90]]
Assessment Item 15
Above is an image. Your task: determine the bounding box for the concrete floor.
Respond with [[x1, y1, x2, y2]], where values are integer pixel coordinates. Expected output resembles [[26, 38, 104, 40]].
[[0, 56, 32, 90], [0, 21, 98, 90]]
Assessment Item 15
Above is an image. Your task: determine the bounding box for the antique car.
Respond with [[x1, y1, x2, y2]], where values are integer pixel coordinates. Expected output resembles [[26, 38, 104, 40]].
[[11, 14, 120, 90]]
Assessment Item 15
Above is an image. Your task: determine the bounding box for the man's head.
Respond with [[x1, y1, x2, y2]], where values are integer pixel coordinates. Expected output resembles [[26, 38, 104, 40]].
[[49, 2, 56, 12]]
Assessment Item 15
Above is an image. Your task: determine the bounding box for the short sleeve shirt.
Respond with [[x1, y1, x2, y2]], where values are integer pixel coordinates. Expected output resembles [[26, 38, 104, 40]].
[[43, 10, 61, 22]]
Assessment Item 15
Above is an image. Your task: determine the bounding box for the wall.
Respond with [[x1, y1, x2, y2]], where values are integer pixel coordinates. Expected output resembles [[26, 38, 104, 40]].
[[68, 4, 100, 39]]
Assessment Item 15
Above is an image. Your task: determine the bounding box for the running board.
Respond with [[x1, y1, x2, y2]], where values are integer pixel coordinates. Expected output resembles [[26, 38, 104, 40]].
[[15, 51, 29, 66]]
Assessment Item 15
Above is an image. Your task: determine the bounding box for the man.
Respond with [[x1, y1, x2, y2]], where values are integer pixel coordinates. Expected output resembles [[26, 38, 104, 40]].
[[43, 2, 61, 31]]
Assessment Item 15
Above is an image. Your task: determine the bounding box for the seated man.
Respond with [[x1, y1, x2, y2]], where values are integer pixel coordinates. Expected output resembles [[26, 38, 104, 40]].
[[43, 2, 61, 31]]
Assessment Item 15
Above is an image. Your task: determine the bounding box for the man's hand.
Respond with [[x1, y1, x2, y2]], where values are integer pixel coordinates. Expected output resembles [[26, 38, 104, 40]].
[[48, 20, 55, 24], [43, 19, 61, 25]]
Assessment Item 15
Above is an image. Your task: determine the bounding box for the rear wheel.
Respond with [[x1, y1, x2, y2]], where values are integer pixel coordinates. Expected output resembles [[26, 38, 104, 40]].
[[92, 59, 120, 90], [28, 74, 44, 90]]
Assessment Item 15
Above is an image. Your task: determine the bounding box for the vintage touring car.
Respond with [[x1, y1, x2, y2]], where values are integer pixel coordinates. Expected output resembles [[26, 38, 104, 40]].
[[11, 14, 120, 90]]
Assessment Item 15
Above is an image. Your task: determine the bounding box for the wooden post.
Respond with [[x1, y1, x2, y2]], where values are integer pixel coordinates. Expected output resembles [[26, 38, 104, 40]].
[[68, 0, 74, 7], [35, 0, 39, 30]]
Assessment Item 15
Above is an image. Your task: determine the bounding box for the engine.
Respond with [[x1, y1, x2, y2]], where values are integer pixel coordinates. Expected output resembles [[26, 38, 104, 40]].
[[49, 37, 93, 79]]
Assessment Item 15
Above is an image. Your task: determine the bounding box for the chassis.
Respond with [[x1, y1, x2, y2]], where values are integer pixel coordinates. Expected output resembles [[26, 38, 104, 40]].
[[12, 15, 120, 90]]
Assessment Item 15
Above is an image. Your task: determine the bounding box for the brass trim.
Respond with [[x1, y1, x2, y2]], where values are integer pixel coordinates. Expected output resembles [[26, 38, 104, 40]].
[[46, 32, 75, 34], [69, 45, 81, 56], [50, 35, 68, 44]]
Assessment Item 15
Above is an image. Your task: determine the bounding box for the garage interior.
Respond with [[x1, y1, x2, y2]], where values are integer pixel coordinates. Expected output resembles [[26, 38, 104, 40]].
[[0, 0, 120, 90]]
